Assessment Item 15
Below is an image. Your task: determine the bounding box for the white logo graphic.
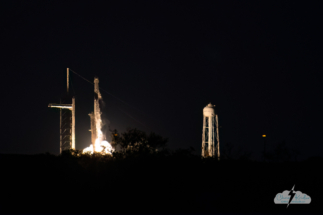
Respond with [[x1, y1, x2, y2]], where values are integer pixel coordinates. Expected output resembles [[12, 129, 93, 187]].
[[274, 185, 311, 207]]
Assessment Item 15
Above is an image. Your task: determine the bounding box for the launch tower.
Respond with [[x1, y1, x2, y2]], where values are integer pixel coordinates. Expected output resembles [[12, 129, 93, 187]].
[[48, 68, 75, 154]]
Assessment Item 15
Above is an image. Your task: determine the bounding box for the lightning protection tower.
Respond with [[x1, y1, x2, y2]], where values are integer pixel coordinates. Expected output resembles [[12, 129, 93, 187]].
[[48, 68, 75, 154], [202, 103, 220, 159]]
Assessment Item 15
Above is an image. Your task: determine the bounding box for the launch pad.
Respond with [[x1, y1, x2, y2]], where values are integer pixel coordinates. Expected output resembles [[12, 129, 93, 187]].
[[48, 68, 113, 155]]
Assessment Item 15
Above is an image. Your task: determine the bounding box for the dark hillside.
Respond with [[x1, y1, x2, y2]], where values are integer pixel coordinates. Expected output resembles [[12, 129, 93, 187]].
[[0, 152, 321, 214]]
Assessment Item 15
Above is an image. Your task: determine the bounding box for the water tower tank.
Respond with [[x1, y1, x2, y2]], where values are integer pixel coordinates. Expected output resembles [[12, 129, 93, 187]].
[[203, 103, 216, 117]]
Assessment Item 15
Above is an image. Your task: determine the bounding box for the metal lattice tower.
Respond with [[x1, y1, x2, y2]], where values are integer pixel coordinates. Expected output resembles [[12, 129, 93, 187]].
[[202, 103, 220, 159], [48, 68, 75, 154]]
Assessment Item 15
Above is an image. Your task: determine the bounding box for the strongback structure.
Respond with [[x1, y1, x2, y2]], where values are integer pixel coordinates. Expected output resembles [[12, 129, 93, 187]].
[[48, 68, 75, 154], [202, 103, 220, 159]]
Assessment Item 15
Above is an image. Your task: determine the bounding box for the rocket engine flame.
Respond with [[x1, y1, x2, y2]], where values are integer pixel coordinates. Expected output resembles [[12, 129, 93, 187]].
[[83, 139, 114, 154], [82, 77, 114, 155]]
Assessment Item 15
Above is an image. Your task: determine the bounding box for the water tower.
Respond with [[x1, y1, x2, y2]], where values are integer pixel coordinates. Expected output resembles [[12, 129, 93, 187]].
[[202, 103, 220, 159]]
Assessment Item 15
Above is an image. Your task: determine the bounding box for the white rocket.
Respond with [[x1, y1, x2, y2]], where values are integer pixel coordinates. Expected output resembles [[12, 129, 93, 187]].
[[89, 77, 103, 152]]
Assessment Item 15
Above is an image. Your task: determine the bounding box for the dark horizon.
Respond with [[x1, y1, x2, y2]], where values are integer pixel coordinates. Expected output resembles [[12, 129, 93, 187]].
[[0, 151, 321, 214], [1, 1, 322, 161]]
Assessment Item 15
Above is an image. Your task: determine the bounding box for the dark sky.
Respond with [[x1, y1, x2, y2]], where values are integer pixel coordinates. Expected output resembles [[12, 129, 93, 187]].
[[1, 0, 322, 160]]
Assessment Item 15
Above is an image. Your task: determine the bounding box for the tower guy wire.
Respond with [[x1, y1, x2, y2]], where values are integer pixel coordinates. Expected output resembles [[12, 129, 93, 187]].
[[70, 69, 140, 112], [70, 76, 76, 95], [117, 108, 148, 129], [69, 69, 153, 130]]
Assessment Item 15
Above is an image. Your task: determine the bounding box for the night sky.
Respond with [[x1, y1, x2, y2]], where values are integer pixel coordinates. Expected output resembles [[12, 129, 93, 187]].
[[1, 0, 322, 160]]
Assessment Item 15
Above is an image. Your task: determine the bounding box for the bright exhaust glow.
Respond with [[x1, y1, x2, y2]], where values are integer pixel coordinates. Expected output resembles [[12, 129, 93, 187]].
[[83, 139, 114, 154], [82, 77, 114, 155]]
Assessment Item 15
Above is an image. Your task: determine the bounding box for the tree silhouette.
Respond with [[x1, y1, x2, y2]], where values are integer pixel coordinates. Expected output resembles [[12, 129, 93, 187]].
[[222, 142, 253, 160], [264, 140, 301, 162], [112, 128, 168, 156]]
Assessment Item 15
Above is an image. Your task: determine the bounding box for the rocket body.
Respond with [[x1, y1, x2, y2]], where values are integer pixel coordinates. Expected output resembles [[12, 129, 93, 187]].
[[92, 77, 103, 151]]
